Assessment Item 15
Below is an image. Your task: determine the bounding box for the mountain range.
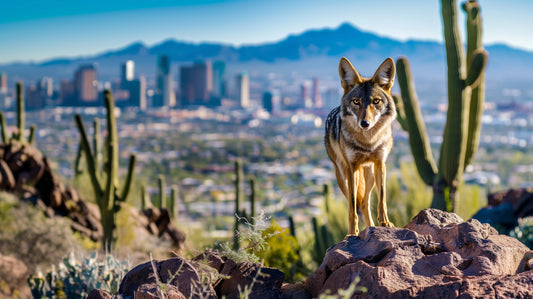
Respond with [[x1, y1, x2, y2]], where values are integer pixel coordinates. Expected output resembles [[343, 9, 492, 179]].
[[1, 23, 532, 91]]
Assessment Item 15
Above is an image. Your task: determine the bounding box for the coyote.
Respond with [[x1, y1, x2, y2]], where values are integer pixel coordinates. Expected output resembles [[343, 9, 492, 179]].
[[325, 57, 397, 237]]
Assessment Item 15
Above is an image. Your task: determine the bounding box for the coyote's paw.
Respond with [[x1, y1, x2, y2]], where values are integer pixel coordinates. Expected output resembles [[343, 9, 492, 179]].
[[380, 221, 395, 227], [343, 233, 358, 241]]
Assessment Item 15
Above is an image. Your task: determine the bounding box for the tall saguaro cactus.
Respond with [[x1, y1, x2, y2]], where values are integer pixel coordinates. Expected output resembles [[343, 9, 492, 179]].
[[394, 0, 488, 212], [74, 90, 136, 251], [0, 82, 36, 144]]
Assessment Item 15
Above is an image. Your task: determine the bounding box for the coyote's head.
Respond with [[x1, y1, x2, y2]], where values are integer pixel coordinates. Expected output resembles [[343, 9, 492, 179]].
[[338, 57, 396, 131]]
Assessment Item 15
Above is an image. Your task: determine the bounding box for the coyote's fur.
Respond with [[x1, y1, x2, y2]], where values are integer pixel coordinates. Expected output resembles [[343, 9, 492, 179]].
[[325, 57, 397, 237]]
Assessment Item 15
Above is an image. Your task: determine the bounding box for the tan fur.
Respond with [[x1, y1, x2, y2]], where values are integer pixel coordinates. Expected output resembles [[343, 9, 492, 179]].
[[325, 57, 397, 237]]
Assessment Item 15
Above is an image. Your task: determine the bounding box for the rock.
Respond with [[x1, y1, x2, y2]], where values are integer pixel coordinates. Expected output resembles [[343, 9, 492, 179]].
[[217, 259, 284, 299], [87, 289, 112, 299], [133, 283, 186, 299], [0, 253, 31, 299], [281, 282, 312, 299], [305, 208, 532, 298], [118, 256, 217, 299], [474, 187, 533, 234]]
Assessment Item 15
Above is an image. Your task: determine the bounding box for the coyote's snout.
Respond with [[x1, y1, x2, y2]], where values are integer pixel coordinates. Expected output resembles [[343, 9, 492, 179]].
[[324, 57, 397, 237]]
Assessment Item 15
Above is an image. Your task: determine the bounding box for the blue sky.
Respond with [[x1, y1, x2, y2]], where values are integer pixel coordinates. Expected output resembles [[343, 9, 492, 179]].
[[0, 0, 531, 64]]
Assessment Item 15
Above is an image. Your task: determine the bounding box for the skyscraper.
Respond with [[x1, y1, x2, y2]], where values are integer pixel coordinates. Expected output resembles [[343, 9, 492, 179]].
[[237, 72, 249, 108], [121, 60, 135, 84], [212, 61, 226, 99], [26, 85, 44, 110], [180, 60, 213, 105], [0, 73, 6, 93], [74, 64, 98, 105], [312, 77, 323, 108], [154, 55, 175, 107]]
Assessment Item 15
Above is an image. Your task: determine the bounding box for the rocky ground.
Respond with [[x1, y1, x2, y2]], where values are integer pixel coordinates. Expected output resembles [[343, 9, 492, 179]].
[[82, 208, 533, 299]]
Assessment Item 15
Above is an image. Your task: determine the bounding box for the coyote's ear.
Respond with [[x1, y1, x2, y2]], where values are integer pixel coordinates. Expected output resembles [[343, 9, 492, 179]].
[[372, 57, 395, 93], [339, 57, 362, 93]]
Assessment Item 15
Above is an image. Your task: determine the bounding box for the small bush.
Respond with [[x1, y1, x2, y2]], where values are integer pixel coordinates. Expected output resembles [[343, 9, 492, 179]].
[[28, 251, 130, 299], [0, 192, 81, 272], [255, 221, 301, 282], [510, 217, 533, 249]]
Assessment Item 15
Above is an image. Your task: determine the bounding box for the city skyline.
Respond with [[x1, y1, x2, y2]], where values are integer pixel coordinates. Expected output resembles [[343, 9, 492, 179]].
[[1, 0, 532, 64]]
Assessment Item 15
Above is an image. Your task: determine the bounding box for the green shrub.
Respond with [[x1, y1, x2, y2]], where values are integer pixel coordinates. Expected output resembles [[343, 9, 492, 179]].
[[510, 217, 533, 249], [255, 221, 301, 282], [28, 251, 130, 299], [0, 193, 80, 272]]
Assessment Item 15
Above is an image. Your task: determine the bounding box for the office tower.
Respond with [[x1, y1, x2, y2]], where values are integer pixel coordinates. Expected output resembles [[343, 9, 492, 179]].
[[121, 60, 135, 85], [237, 72, 249, 108], [39, 77, 53, 98], [60, 80, 75, 105], [26, 85, 44, 110], [312, 77, 323, 108], [263, 91, 273, 113], [128, 76, 146, 110], [301, 81, 312, 108], [0, 73, 6, 93], [212, 61, 226, 99], [154, 55, 175, 107], [180, 60, 213, 105], [74, 64, 98, 105]]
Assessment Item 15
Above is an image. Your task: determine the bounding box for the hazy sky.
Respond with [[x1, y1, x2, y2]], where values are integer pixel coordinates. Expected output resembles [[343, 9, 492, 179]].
[[0, 0, 531, 64]]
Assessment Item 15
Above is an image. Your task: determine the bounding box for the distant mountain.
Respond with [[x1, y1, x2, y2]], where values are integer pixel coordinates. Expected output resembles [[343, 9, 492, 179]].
[[1, 23, 532, 88]]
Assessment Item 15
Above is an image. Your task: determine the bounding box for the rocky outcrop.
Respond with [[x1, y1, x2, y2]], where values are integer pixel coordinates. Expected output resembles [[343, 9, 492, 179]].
[[92, 250, 284, 299], [305, 209, 533, 298], [0, 140, 103, 241], [473, 187, 533, 233], [0, 253, 31, 299]]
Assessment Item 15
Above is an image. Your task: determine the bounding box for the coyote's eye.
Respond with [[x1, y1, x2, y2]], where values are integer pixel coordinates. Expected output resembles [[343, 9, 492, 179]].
[[352, 98, 361, 105], [373, 98, 382, 105]]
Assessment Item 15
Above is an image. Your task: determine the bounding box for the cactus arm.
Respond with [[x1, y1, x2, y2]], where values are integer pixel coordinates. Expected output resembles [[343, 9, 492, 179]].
[[93, 118, 102, 177], [0, 112, 8, 143], [104, 144, 116, 211], [28, 125, 36, 145], [438, 0, 469, 186], [119, 154, 136, 202], [103, 90, 119, 188], [396, 57, 438, 185], [16, 82, 24, 142], [463, 0, 487, 167], [392, 94, 409, 131], [464, 50, 487, 88], [170, 185, 179, 220], [156, 175, 165, 208], [74, 114, 103, 197]]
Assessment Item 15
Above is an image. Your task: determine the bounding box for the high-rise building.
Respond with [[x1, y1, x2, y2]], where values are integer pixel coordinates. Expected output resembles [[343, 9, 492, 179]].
[[0, 73, 7, 93], [263, 90, 281, 114], [237, 72, 249, 108], [312, 77, 323, 108], [300, 81, 312, 108], [26, 85, 44, 110], [154, 55, 175, 107], [263, 92, 273, 113], [121, 60, 135, 84], [212, 61, 226, 99], [74, 64, 98, 105], [180, 60, 213, 105], [128, 76, 146, 110], [60, 80, 75, 105]]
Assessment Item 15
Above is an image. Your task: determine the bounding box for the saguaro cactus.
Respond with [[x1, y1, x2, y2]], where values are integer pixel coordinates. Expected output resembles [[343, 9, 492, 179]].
[[74, 90, 136, 251], [0, 82, 36, 144], [394, 0, 487, 212], [232, 159, 257, 249]]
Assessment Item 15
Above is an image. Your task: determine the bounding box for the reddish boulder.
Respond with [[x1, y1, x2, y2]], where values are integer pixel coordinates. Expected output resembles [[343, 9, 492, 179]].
[[305, 209, 532, 298], [118, 256, 217, 299]]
